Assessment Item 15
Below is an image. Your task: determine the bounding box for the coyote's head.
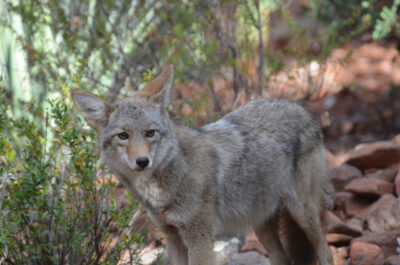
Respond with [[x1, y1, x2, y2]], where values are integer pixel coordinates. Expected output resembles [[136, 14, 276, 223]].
[[72, 65, 174, 174]]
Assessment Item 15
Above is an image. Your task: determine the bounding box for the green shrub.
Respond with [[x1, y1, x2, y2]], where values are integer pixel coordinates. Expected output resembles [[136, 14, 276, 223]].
[[0, 83, 144, 265], [372, 0, 400, 40], [313, 0, 400, 48]]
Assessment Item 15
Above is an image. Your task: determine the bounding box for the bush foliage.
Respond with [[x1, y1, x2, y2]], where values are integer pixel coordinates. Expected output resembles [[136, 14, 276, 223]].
[[313, 0, 400, 47], [0, 84, 143, 264]]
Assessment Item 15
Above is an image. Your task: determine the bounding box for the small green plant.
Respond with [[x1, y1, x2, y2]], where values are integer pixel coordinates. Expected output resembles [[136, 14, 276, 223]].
[[143, 69, 155, 83], [0, 84, 144, 265], [313, 0, 399, 48], [373, 0, 400, 39]]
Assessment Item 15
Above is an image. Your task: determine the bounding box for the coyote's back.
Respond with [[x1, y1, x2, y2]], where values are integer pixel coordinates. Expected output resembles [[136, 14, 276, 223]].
[[72, 65, 334, 265], [199, 99, 334, 265]]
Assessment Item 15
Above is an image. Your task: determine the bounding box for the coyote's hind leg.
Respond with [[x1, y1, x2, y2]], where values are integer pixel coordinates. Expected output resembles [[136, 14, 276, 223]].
[[254, 214, 289, 265], [286, 197, 333, 265]]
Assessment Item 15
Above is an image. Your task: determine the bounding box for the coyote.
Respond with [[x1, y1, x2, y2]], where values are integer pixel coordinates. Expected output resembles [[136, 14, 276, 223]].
[[72, 65, 334, 265]]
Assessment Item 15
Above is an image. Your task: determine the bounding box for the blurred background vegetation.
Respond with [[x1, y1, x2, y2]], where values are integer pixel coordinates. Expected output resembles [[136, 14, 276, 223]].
[[0, 0, 399, 264]]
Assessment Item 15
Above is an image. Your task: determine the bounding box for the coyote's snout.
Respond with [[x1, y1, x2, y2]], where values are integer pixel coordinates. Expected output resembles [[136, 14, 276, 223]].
[[118, 132, 153, 170], [73, 64, 334, 265]]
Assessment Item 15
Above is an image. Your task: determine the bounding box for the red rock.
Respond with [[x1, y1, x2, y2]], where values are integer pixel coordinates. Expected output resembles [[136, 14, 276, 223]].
[[350, 242, 385, 265], [366, 168, 398, 183], [345, 194, 373, 219], [352, 231, 400, 257], [341, 120, 354, 134], [327, 233, 353, 245], [334, 191, 352, 211], [326, 211, 362, 237], [326, 210, 343, 224], [138, 246, 165, 265], [181, 103, 193, 116], [330, 246, 348, 265], [326, 149, 343, 169], [395, 170, 400, 197], [345, 178, 394, 197], [385, 255, 400, 265], [355, 194, 396, 220], [330, 164, 362, 191], [346, 218, 363, 235], [241, 230, 267, 255], [346, 141, 400, 171], [366, 197, 400, 232]]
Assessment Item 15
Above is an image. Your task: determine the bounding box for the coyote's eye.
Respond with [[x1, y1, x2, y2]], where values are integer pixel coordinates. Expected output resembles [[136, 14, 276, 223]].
[[145, 130, 155, 138], [117, 132, 129, 140]]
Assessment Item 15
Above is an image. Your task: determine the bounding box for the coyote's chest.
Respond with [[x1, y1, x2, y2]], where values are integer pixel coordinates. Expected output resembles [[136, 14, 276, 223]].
[[131, 173, 173, 211]]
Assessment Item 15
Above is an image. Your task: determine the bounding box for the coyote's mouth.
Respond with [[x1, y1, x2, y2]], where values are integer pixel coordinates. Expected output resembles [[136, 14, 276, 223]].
[[135, 167, 146, 172]]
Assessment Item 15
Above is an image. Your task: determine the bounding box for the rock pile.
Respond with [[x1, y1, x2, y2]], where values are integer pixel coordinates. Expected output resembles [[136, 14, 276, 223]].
[[326, 136, 400, 265]]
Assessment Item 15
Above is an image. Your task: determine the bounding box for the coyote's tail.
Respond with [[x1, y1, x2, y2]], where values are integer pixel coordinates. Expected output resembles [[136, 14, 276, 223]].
[[281, 212, 317, 265], [321, 150, 335, 212]]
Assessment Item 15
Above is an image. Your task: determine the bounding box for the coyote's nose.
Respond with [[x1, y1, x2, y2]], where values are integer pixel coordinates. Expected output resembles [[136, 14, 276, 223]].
[[136, 157, 149, 169]]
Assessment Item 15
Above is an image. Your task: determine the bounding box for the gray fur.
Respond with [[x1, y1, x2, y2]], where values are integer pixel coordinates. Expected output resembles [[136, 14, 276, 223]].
[[72, 65, 334, 265]]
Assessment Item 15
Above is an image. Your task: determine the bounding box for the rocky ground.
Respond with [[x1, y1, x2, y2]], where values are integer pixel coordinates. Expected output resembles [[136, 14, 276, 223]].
[[322, 136, 400, 265]]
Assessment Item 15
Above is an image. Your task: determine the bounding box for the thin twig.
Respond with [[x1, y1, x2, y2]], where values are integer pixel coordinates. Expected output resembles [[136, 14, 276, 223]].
[[60, 146, 69, 183], [43, 107, 48, 159], [283, 0, 292, 9], [207, 79, 224, 115], [244, 0, 264, 96], [102, 207, 145, 261], [255, 0, 264, 96], [48, 145, 69, 251], [0, 235, 7, 265]]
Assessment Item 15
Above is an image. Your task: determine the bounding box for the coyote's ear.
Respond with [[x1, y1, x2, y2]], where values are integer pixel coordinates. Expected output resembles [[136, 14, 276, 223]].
[[137, 64, 174, 109], [72, 89, 114, 133]]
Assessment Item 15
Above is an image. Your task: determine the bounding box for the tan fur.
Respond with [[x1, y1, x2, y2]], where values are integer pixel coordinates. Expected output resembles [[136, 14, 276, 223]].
[[72, 65, 334, 265], [127, 137, 151, 163]]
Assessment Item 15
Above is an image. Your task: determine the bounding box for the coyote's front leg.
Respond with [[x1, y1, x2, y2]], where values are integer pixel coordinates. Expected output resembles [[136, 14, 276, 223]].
[[180, 222, 215, 265], [162, 226, 188, 265]]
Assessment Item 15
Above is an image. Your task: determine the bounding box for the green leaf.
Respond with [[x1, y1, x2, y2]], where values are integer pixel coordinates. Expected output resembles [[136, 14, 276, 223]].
[[8, 149, 15, 163], [361, 1, 369, 8]]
